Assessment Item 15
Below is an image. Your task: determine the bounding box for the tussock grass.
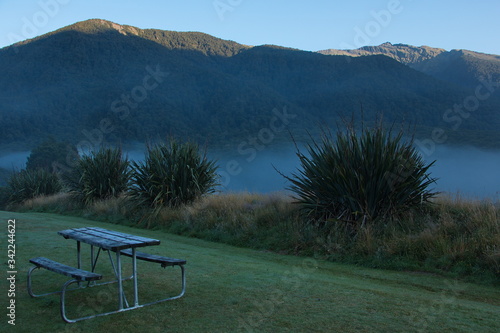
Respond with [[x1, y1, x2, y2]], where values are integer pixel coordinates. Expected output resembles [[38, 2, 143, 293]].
[[351, 194, 500, 281], [15, 192, 79, 212], [172, 192, 294, 229], [85, 195, 133, 224], [14, 191, 500, 284], [151, 192, 301, 250]]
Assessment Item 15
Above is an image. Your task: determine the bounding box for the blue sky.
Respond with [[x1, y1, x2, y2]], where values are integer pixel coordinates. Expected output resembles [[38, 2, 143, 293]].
[[1, 0, 500, 54]]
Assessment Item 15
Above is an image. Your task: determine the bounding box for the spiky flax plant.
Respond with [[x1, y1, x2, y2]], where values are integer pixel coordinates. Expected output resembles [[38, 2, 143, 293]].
[[282, 124, 438, 226], [130, 139, 218, 210], [64, 147, 131, 205]]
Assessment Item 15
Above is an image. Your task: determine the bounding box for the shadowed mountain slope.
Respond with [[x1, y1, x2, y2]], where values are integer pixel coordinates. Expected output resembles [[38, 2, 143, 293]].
[[1, 20, 499, 149]]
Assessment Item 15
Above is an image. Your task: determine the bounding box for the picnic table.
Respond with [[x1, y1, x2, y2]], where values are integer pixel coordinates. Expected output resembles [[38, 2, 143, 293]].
[[27, 227, 186, 323]]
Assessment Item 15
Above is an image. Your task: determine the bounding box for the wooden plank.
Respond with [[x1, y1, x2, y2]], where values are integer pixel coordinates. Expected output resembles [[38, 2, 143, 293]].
[[83, 228, 159, 247], [58, 227, 160, 250], [58, 228, 125, 250], [120, 249, 187, 267], [76, 228, 139, 247], [30, 257, 102, 281], [90, 227, 160, 245]]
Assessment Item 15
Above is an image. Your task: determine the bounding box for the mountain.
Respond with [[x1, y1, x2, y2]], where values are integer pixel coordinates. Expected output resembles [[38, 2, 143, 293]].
[[10, 19, 251, 57], [319, 43, 500, 91], [1, 20, 499, 151], [411, 49, 500, 90], [319, 42, 446, 65]]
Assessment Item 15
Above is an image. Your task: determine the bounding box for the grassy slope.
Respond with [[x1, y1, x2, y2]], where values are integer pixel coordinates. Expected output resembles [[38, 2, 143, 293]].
[[1, 210, 499, 333]]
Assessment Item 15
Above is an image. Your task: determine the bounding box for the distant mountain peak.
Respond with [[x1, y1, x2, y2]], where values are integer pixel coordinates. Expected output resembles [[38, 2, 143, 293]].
[[61, 19, 143, 38], [2, 19, 131, 49], [320, 42, 446, 65], [318, 42, 500, 90], [5, 18, 251, 57]]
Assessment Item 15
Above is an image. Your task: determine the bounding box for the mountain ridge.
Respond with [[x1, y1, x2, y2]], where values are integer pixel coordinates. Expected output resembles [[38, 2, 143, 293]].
[[319, 42, 447, 65], [0, 19, 499, 150], [318, 42, 500, 90], [4, 19, 251, 57]]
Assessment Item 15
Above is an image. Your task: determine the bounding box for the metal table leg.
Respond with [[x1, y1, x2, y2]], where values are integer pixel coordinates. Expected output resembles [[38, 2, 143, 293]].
[[132, 248, 139, 307], [116, 251, 123, 310], [77, 241, 81, 269], [77, 241, 81, 287]]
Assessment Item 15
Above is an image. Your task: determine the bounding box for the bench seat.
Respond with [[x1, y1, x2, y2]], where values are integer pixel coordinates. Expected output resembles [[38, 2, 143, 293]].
[[29, 257, 102, 282], [119, 249, 187, 268], [28, 256, 104, 323], [111, 248, 186, 305]]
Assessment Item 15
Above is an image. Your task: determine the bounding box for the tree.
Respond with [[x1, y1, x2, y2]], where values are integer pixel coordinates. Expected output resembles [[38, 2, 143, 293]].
[[26, 136, 78, 173]]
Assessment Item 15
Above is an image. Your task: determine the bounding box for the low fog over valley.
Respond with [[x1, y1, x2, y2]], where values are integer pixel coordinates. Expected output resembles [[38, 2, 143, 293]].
[[1, 144, 497, 200]]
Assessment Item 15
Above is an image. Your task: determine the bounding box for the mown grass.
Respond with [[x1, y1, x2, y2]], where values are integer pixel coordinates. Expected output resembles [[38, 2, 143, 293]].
[[13, 191, 500, 285], [1, 210, 499, 332]]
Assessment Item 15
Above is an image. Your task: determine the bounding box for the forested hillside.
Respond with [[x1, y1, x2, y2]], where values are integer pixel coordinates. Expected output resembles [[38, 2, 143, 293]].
[[320, 42, 500, 91], [1, 19, 499, 150]]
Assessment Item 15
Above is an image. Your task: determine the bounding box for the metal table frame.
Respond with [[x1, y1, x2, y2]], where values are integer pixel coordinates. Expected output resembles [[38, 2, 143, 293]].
[[57, 227, 161, 322]]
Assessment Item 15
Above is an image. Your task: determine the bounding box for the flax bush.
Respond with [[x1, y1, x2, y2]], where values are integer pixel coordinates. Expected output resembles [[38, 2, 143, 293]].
[[283, 124, 438, 226], [130, 139, 218, 210], [7, 169, 62, 204], [64, 147, 131, 205]]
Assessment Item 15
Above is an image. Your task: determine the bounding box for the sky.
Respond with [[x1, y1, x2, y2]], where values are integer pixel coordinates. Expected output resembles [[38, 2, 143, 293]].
[[1, 0, 500, 54]]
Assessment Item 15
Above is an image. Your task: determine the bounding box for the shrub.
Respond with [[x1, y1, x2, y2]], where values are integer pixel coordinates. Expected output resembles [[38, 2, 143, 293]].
[[26, 136, 78, 173], [282, 124, 438, 226], [7, 169, 62, 204], [130, 139, 218, 209], [0, 186, 9, 209], [64, 147, 131, 205]]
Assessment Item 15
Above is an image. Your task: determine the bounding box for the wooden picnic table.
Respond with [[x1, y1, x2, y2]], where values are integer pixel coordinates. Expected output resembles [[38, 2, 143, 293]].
[[28, 226, 186, 323], [58, 227, 161, 311]]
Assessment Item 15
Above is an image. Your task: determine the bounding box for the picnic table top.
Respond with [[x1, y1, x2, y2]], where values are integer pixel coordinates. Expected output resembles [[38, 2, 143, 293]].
[[58, 227, 160, 251]]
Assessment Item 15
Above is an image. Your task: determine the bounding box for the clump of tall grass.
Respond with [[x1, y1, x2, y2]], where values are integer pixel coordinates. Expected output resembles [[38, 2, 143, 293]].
[[18, 192, 79, 212], [415, 196, 499, 276], [129, 139, 218, 210], [152, 192, 302, 249], [282, 124, 438, 227], [11, 189, 500, 282], [64, 147, 131, 205], [174, 192, 294, 230], [320, 194, 499, 280], [7, 168, 62, 205]]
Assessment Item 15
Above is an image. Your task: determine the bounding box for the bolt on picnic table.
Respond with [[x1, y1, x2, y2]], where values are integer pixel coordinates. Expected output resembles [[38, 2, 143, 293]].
[[27, 227, 187, 323]]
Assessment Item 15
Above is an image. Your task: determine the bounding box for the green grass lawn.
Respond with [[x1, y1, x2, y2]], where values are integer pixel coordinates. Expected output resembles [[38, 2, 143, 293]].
[[1, 210, 499, 332]]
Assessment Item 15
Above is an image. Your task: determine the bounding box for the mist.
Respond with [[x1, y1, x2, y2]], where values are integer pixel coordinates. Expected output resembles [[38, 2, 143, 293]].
[[1, 145, 498, 200], [420, 145, 500, 199], [206, 144, 500, 200], [0, 151, 30, 170]]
